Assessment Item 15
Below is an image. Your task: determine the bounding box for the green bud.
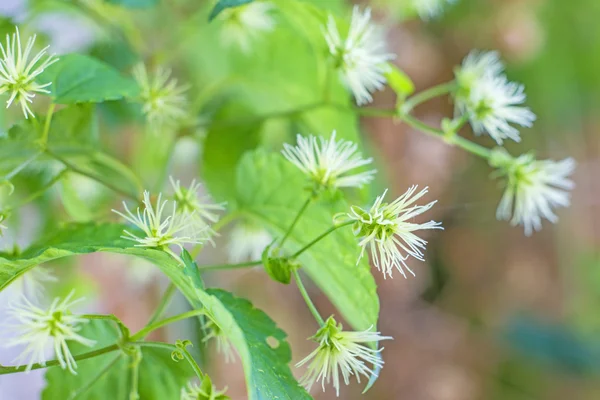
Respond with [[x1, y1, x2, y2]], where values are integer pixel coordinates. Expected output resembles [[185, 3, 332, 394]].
[[261, 244, 299, 285]]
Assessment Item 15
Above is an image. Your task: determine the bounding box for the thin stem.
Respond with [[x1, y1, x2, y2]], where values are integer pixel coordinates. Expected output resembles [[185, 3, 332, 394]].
[[129, 350, 142, 400], [0, 344, 120, 375], [293, 269, 325, 326], [199, 260, 262, 272], [291, 221, 353, 259], [3, 170, 68, 213], [402, 81, 457, 112], [130, 310, 205, 342], [46, 149, 140, 201], [130, 341, 204, 380], [82, 314, 130, 339], [40, 103, 56, 145], [145, 283, 177, 328], [2, 151, 42, 181], [280, 196, 312, 247], [69, 355, 121, 400]]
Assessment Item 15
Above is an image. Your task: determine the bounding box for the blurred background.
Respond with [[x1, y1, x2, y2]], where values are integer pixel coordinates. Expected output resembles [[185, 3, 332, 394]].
[[0, 0, 598, 399]]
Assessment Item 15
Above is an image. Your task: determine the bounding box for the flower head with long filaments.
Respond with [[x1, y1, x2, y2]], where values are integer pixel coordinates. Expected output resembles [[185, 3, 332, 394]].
[[282, 132, 376, 190], [324, 6, 395, 105], [202, 317, 237, 364], [296, 316, 391, 397], [454, 50, 504, 110], [169, 177, 225, 240], [465, 74, 536, 144], [180, 376, 230, 400], [112, 191, 207, 252], [345, 186, 442, 279], [218, 2, 276, 54], [0, 27, 58, 118], [490, 149, 576, 236], [3, 291, 95, 374], [132, 63, 189, 132]]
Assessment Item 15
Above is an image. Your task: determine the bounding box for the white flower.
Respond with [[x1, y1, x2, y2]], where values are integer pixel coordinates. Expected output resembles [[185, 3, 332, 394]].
[[465, 74, 536, 144], [454, 50, 535, 144], [296, 316, 391, 397], [169, 177, 225, 239], [282, 131, 376, 190], [181, 376, 229, 400], [346, 186, 442, 279], [218, 2, 276, 54], [0, 27, 58, 119], [490, 149, 575, 236], [132, 63, 189, 132], [412, 0, 457, 20], [203, 317, 236, 364], [227, 222, 272, 263], [3, 291, 95, 374], [112, 190, 207, 252], [324, 6, 395, 105], [6, 267, 57, 302]]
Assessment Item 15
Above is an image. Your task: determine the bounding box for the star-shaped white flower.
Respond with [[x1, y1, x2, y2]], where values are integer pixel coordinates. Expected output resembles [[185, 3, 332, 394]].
[[218, 2, 276, 53], [132, 63, 189, 133], [0, 27, 58, 118], [324, 6, 395, 105], [346, 186, 442, 279], [297, 316, 391, 397], [3, 291, 95, 374], [282, 131, 376, 190], [112, 191, 207, 253], [490, 149, 575, 236]]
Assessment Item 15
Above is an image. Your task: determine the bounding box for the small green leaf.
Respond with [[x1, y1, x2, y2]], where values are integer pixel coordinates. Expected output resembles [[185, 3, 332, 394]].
[[42, 320, 194, 400], [181, 249, 205, 290], [209, 0, 254, 21], [38, 54, 139, 104], [384, 63, 415, 99]]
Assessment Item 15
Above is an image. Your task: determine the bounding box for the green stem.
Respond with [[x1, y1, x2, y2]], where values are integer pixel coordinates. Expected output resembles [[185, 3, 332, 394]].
[[293, 269, 325, 326], [130, 341, 203, 380], [2, 151, 42, 181], [82, 314, 130, 339], [0, 344, 120, 375], [130, 310, 205, 342], [46, 149, 140, 201], [402, 81, 457, 112], [129, 350, 142, 400], [40, 103, 56, 145], [291, 221, 353, 259], [199, 260, 262, 272], [68, 355, 121, 400], [280, 196, 312, 247], [399, 114, 491, 159], [145, 283, 177, 328], [3, 170, 68, 213]]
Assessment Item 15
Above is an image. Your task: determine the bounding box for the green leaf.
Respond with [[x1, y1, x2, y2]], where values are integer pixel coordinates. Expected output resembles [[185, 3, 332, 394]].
[[0, 224, 311, 400], [209, 0, 254, 21], [42, 320, 193, 400], [233, 150, 379, 331], [39, 54, 139, 104], [384, 63, 415, 99]]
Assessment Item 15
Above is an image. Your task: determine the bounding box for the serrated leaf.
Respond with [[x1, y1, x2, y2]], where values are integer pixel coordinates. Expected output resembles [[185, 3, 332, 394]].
[[209, 0, 254, 21], [233, 150, 379, 331], [42, 320, 193, 400], [38, 54, 139, 104], [0, 224, 311, 400]]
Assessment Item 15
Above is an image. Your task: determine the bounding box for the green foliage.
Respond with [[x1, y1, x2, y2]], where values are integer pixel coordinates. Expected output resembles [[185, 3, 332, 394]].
[[105, 0, 159, 8], [38, 54, 139, 104], [232, 150, 379, 331], [42, 320, 193, 399]]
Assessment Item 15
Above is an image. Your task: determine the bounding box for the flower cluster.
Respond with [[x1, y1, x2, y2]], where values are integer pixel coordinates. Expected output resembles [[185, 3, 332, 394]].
[[324, 6, 394, 105], [4, 292, 94, 374], [297, 316, 391, 397], [132, 63, 189, 133], [0, 28, 58, 118], [454, 50, 536, 144], [490, 148, 576, 236]]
